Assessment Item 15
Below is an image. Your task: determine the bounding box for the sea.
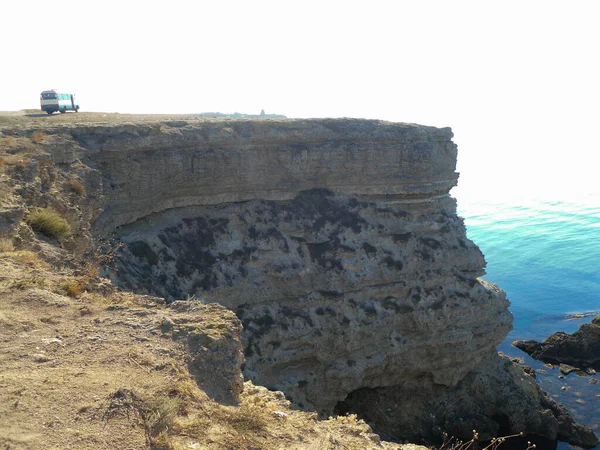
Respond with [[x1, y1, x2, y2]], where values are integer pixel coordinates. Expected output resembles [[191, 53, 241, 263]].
[[453, 182, 600, 449]]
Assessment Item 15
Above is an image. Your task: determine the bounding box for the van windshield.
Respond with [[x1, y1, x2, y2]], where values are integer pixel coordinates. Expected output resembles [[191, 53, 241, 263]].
[[41, 92, 58, 99]]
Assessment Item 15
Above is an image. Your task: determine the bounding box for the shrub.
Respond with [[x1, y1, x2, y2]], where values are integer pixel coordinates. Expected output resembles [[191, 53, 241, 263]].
[[27, 207, 71, 239], [103, 389, 182, 447], [142, 394, 183, 443], [62, 279, 87, 298], [68, 179, 86, 196]]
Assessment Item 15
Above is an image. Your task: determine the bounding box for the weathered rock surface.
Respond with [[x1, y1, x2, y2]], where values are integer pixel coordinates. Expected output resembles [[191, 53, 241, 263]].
[[59, 119, 458, 232], [111, 189, 513, 416], [162, 300, 245, 404], [2, 118, 596, 447], [335, 354, 599, 448], [514, 315, 600, 370]]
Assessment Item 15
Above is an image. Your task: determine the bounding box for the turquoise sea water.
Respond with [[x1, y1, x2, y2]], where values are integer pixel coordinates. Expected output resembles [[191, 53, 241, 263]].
[[455, 190, 600, 448]]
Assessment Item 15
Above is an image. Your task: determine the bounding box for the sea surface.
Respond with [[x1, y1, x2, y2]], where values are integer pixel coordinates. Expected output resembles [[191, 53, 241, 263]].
[[454, 189, 600, 449]]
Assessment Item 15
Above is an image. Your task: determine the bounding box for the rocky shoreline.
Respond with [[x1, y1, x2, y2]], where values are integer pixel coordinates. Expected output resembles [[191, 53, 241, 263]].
[[513, 315, 600, 371]]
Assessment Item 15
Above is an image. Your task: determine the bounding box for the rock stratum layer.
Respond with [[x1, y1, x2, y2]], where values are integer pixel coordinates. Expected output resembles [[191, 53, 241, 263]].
[[2, 118, 597, 447], [78, 119, 459, 232]]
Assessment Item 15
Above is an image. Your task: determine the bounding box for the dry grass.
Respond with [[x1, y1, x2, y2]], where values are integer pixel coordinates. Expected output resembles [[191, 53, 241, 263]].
[[103, 388, 184, 448], [0, 154, 28, 166], [0, 237, 14, 253], [439, 431, 536, 450], [0, 250, 49, 269], [62, 278, 88, 297], [0, 136, 16, 148], [68, 179, 86, 196], [27, 207, 71, 238], [143, 393, 184, 445], [31, 131, 46, 143]]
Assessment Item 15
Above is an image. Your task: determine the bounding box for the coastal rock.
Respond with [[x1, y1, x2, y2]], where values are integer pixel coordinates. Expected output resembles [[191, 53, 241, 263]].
[[513, 315, 600, 370], [3, 118, 597, 447], [335, 355, 599, 448], [111, 190, 512, 414]]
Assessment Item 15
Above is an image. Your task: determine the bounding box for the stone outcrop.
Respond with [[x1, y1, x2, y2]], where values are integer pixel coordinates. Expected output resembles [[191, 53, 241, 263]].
[[514, 315, 600, 370], [2, 118, 597, 447], [161, 300, 245, 404], [335, 354, 599, 448], [54, 119, 457, 232], [111, 190, 511, 414]]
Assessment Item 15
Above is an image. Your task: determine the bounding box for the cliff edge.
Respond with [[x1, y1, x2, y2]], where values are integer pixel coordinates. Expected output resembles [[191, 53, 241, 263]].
[[1, 115, 597, 448]]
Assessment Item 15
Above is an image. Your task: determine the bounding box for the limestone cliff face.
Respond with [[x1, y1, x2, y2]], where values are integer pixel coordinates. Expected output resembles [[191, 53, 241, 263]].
[[112, 190, 511, 415], [73, 119, 507, 410], [74, 119, 458, 232], [4, 118, 595, 446]]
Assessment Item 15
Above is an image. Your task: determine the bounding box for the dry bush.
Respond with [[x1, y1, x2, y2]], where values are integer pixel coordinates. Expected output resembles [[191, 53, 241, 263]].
[[31, 131, 46, 143], [62, 260, 103, 297], [438, 431, 535, 450], [27, 207, 71, 239], [68, 179, 86, 196], [103, 389, 183, 448], [62, 278, 87, 297], [16, 159, 27, 169], [143, 394, 183, 444], [225, 404, 268, 434], [0, 238, 14, 253]]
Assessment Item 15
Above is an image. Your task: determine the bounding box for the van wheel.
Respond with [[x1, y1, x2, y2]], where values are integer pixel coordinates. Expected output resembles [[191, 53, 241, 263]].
[[46, 111, 53, 115], [60, 109, 66, 114], [75, 107, 79, 113]]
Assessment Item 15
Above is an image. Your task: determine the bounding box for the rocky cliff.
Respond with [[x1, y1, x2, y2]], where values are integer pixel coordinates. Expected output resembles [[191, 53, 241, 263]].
[[1, 117, 597, 447]]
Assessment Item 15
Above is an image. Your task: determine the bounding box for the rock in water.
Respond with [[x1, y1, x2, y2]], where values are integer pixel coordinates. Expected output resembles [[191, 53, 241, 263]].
[[514, 316, 600, 370]]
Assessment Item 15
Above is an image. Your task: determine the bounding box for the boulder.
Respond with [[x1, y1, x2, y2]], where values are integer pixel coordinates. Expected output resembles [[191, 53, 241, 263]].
[[513, 316, 600, 370]]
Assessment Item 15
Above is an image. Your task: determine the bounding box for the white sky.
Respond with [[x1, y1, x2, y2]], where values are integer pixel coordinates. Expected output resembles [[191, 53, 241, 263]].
[[2, 0, 599, 200]]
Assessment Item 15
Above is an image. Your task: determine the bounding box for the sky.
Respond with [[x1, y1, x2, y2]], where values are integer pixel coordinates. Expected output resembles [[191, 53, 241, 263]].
[[2, 0, 599, 201]]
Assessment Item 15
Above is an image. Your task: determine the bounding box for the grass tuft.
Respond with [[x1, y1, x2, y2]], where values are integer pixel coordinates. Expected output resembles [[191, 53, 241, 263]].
[[0, 238, 15, 253], [62, 279, 87, 298], [68, 179, 86, 196], [103, 388, 183, 448], [31, 131, 46, 143], [27, 207, 71, 239], [143, 394, 183, 444]]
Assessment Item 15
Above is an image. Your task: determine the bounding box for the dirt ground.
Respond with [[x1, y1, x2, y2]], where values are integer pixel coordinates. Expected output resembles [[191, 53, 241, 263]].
[[0, 110, 255, 127]]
